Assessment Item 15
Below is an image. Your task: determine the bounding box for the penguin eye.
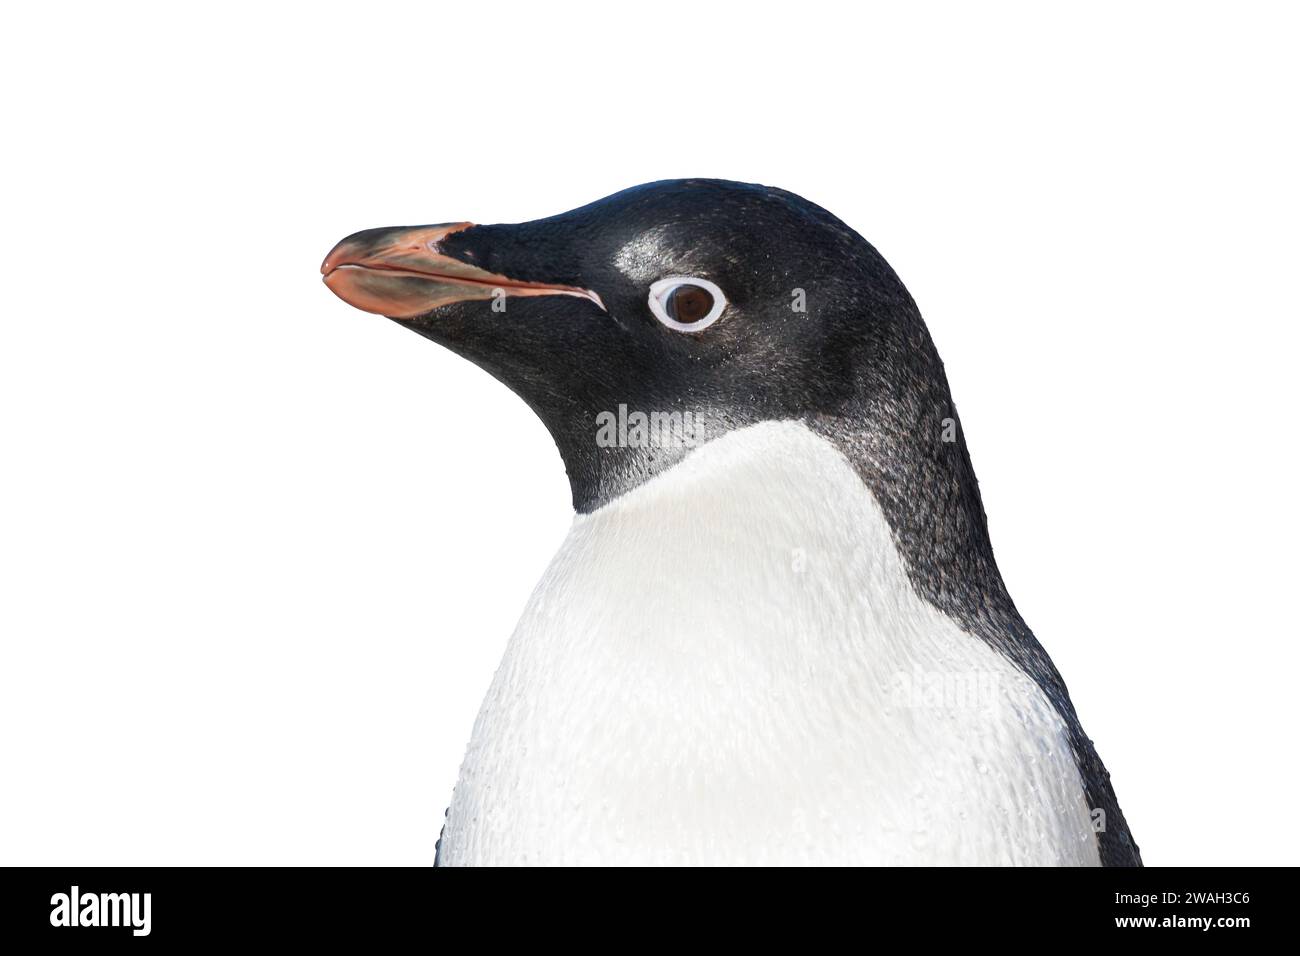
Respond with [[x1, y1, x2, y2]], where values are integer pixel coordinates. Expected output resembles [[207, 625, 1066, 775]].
[[648, 276, 726, 332]]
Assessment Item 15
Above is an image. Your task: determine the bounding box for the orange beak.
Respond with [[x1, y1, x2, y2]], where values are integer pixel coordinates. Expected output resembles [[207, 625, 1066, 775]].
[[321, 222, 604, 318]]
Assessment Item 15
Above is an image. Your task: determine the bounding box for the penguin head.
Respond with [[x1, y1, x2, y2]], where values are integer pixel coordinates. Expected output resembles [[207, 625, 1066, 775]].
[[323, 179, 934, 510]]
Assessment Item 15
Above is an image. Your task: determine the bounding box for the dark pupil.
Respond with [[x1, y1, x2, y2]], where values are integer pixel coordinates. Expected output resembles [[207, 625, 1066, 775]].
[[665, 285, 713, 324]]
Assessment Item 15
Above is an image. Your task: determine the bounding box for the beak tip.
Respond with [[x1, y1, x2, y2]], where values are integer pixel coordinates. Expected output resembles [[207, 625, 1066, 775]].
[[320, 240, 354, 277]]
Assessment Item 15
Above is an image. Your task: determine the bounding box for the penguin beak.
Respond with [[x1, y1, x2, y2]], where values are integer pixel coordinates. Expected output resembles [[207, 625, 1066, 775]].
[[321, 223, 604, 318]]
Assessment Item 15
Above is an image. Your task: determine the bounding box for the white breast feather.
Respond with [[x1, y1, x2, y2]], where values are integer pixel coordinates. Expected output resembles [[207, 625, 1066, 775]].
[[438, 420, 1100, 866]]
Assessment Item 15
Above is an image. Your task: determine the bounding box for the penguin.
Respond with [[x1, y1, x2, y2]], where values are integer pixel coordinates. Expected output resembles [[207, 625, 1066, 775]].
[[321, 179, 1141, 867]]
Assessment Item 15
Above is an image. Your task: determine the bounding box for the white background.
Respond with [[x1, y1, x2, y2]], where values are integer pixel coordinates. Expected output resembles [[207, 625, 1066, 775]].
[[2, 2, 1297, 866]]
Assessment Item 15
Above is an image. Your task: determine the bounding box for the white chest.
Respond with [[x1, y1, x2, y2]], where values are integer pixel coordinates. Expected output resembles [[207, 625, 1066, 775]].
[[438, 421, 1099, 866]]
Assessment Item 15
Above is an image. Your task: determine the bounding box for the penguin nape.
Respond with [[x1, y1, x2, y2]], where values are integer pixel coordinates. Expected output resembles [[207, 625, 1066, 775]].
[[322, 179, 1141, 867]]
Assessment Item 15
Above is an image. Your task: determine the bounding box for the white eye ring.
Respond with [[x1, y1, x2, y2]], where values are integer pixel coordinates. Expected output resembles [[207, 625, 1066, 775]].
[[647, 276, 727, 332]]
